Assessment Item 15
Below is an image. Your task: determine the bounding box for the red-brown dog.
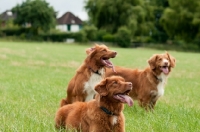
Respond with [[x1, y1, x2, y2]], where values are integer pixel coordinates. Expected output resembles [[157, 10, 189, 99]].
[[55, 76, 133, 132], [106, 52, 176, 110], [60, 44, 117, 106]]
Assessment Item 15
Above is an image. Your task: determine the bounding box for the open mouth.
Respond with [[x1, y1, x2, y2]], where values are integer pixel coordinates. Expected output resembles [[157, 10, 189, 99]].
[[160, 66, 169, 74], [113, 90, 133, 107], [101, 57, 116, 72]]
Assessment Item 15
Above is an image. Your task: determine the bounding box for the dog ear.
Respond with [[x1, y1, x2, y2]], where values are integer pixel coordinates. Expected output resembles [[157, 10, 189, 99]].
[[95, 79, 108, 96], [94, 43, 100, 47], [85, 47, 96, 62], [166, 52, 176, 68], [148, 54, 157, 69], [85, 47, 95, 55]]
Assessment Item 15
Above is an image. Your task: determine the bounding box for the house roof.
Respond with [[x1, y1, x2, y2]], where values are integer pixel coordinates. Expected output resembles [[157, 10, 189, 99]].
[[0, 10, 16, 21], [57, 12, 83, 25]]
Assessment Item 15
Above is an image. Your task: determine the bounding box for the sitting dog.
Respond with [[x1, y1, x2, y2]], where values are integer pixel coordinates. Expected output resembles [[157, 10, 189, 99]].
[[60, 44, 117, 106], [55, 76, 133, 132], [106, 52, 176, 110]]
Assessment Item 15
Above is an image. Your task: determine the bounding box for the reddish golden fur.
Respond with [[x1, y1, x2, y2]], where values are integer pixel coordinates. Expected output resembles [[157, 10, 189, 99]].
[[106, 52, 176, 110], [55, 76, 133, 132], [60, 44, 117, 106]]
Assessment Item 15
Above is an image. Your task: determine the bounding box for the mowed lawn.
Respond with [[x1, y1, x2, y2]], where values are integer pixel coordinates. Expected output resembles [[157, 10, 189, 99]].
[[0, 41, 200, 132]]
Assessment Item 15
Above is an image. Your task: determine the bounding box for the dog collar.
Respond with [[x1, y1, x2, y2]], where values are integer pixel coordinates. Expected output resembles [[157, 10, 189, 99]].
[[88, 67, 101, 75], [154, 75, 162, 82], [156, 77, 162, 82], [100, 106, 115, 116]]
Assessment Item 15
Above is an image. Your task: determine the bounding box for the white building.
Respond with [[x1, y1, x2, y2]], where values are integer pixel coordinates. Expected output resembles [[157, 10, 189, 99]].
[[56, 12, 83, 32]]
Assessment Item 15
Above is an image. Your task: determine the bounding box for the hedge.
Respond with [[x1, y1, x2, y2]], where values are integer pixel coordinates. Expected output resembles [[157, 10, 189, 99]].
[[0, 28, 86, 42]]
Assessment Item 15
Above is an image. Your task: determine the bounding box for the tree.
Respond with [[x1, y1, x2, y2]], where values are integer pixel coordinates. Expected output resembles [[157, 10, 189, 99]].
[[148, 0, 169, 43], [12, 0, 56, 34], [160, 0, 200, 41], [85, 0, 153, 37]]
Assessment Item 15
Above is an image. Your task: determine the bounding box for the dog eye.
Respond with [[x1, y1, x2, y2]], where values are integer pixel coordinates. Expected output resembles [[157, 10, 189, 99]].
[[113, 81, 117, 84], [102, 49, 107, 52]]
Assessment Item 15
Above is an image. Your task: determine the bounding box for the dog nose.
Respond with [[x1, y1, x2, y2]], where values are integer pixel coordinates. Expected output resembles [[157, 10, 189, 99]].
[[128, 82, 132, 87], [164, 62, 168, 65], [113, 51, 117, 55]]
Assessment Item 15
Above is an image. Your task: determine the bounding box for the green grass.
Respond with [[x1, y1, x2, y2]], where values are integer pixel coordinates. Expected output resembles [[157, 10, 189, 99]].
[[0, 41, 200, 132]]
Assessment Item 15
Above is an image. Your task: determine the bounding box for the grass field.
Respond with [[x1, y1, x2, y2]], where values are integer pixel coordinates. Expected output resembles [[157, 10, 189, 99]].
[[0, 41, 200, 132]]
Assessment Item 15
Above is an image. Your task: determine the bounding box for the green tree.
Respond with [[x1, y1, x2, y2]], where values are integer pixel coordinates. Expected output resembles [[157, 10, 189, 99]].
[[148, 0, 169, 42], [12, 0, 56, 34], [85, 0, 152, 37], [115, 26, 131, 48], [160, 0, 200, 41]]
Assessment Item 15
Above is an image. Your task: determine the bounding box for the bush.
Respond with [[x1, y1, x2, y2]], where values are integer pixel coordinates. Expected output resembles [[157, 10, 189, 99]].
[[1, 28, 20, 36], [40, 32, 86, 42], [1, 28, 32, 36], [82, 25, 97, 41], [115, 27, 131, 48], [96, 29, 107, 41], [102, 33, 115, 43], [151, 30, 169, 43], [0, 30, 3, 37], [0, 27, 86, 42], [73, 31, 87, 42]]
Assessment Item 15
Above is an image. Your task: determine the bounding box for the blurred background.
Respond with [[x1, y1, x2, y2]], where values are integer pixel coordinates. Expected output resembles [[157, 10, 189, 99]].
[[0, 0, 200, 51]]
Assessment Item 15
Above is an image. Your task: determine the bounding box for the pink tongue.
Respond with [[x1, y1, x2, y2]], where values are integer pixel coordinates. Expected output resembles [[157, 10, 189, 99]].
[[118, 95, 134, 107], [104, 59, 113, 67], [104, 60, 116, 73], [161, 67, 169, 74], [112, 66, 116, 73]]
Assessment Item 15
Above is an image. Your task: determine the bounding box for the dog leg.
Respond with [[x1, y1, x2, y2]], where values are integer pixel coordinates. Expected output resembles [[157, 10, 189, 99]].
[[138, 99, 150, 111], [148, 90, 158, 110], [138, 92, 157, 111]]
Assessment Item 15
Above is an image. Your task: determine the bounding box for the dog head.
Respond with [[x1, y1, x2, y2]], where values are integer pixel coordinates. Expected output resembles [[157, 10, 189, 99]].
[[85, 44, 117, 72], [148, 52, 176, 75], [95, 76, 133, 106]]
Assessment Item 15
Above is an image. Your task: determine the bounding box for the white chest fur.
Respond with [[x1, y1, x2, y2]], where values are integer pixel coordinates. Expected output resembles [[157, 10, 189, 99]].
[[112, 116, 118, 125], [84, 68, 105, 102], [157, 73, 168, 98]]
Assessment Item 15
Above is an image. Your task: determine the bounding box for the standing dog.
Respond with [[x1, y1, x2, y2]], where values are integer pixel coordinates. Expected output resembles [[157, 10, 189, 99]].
[[106, 52, 176, 110], [60, 44, 117, 106], [55, 76, 133, 132]]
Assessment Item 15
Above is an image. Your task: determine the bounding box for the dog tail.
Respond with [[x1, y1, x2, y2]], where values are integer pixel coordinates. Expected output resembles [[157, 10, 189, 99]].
[[55, 111, 65, 129], [60, 99, 66, 107], [60, 97, 72, 107]]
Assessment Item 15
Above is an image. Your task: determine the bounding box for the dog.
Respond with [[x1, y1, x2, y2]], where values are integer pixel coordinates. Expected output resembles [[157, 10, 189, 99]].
[[60, 44, 117, 106], [55, 76, 133, 132], [106, 52, 176, 110]]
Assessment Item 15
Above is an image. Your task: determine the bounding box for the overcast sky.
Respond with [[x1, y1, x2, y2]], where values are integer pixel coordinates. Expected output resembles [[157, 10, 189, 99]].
[[0, 0, 88, 20]]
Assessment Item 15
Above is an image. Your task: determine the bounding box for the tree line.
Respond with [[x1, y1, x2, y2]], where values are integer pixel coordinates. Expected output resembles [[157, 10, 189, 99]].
[[85, 0, 200, 49], [0, 0, 200, 50]]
